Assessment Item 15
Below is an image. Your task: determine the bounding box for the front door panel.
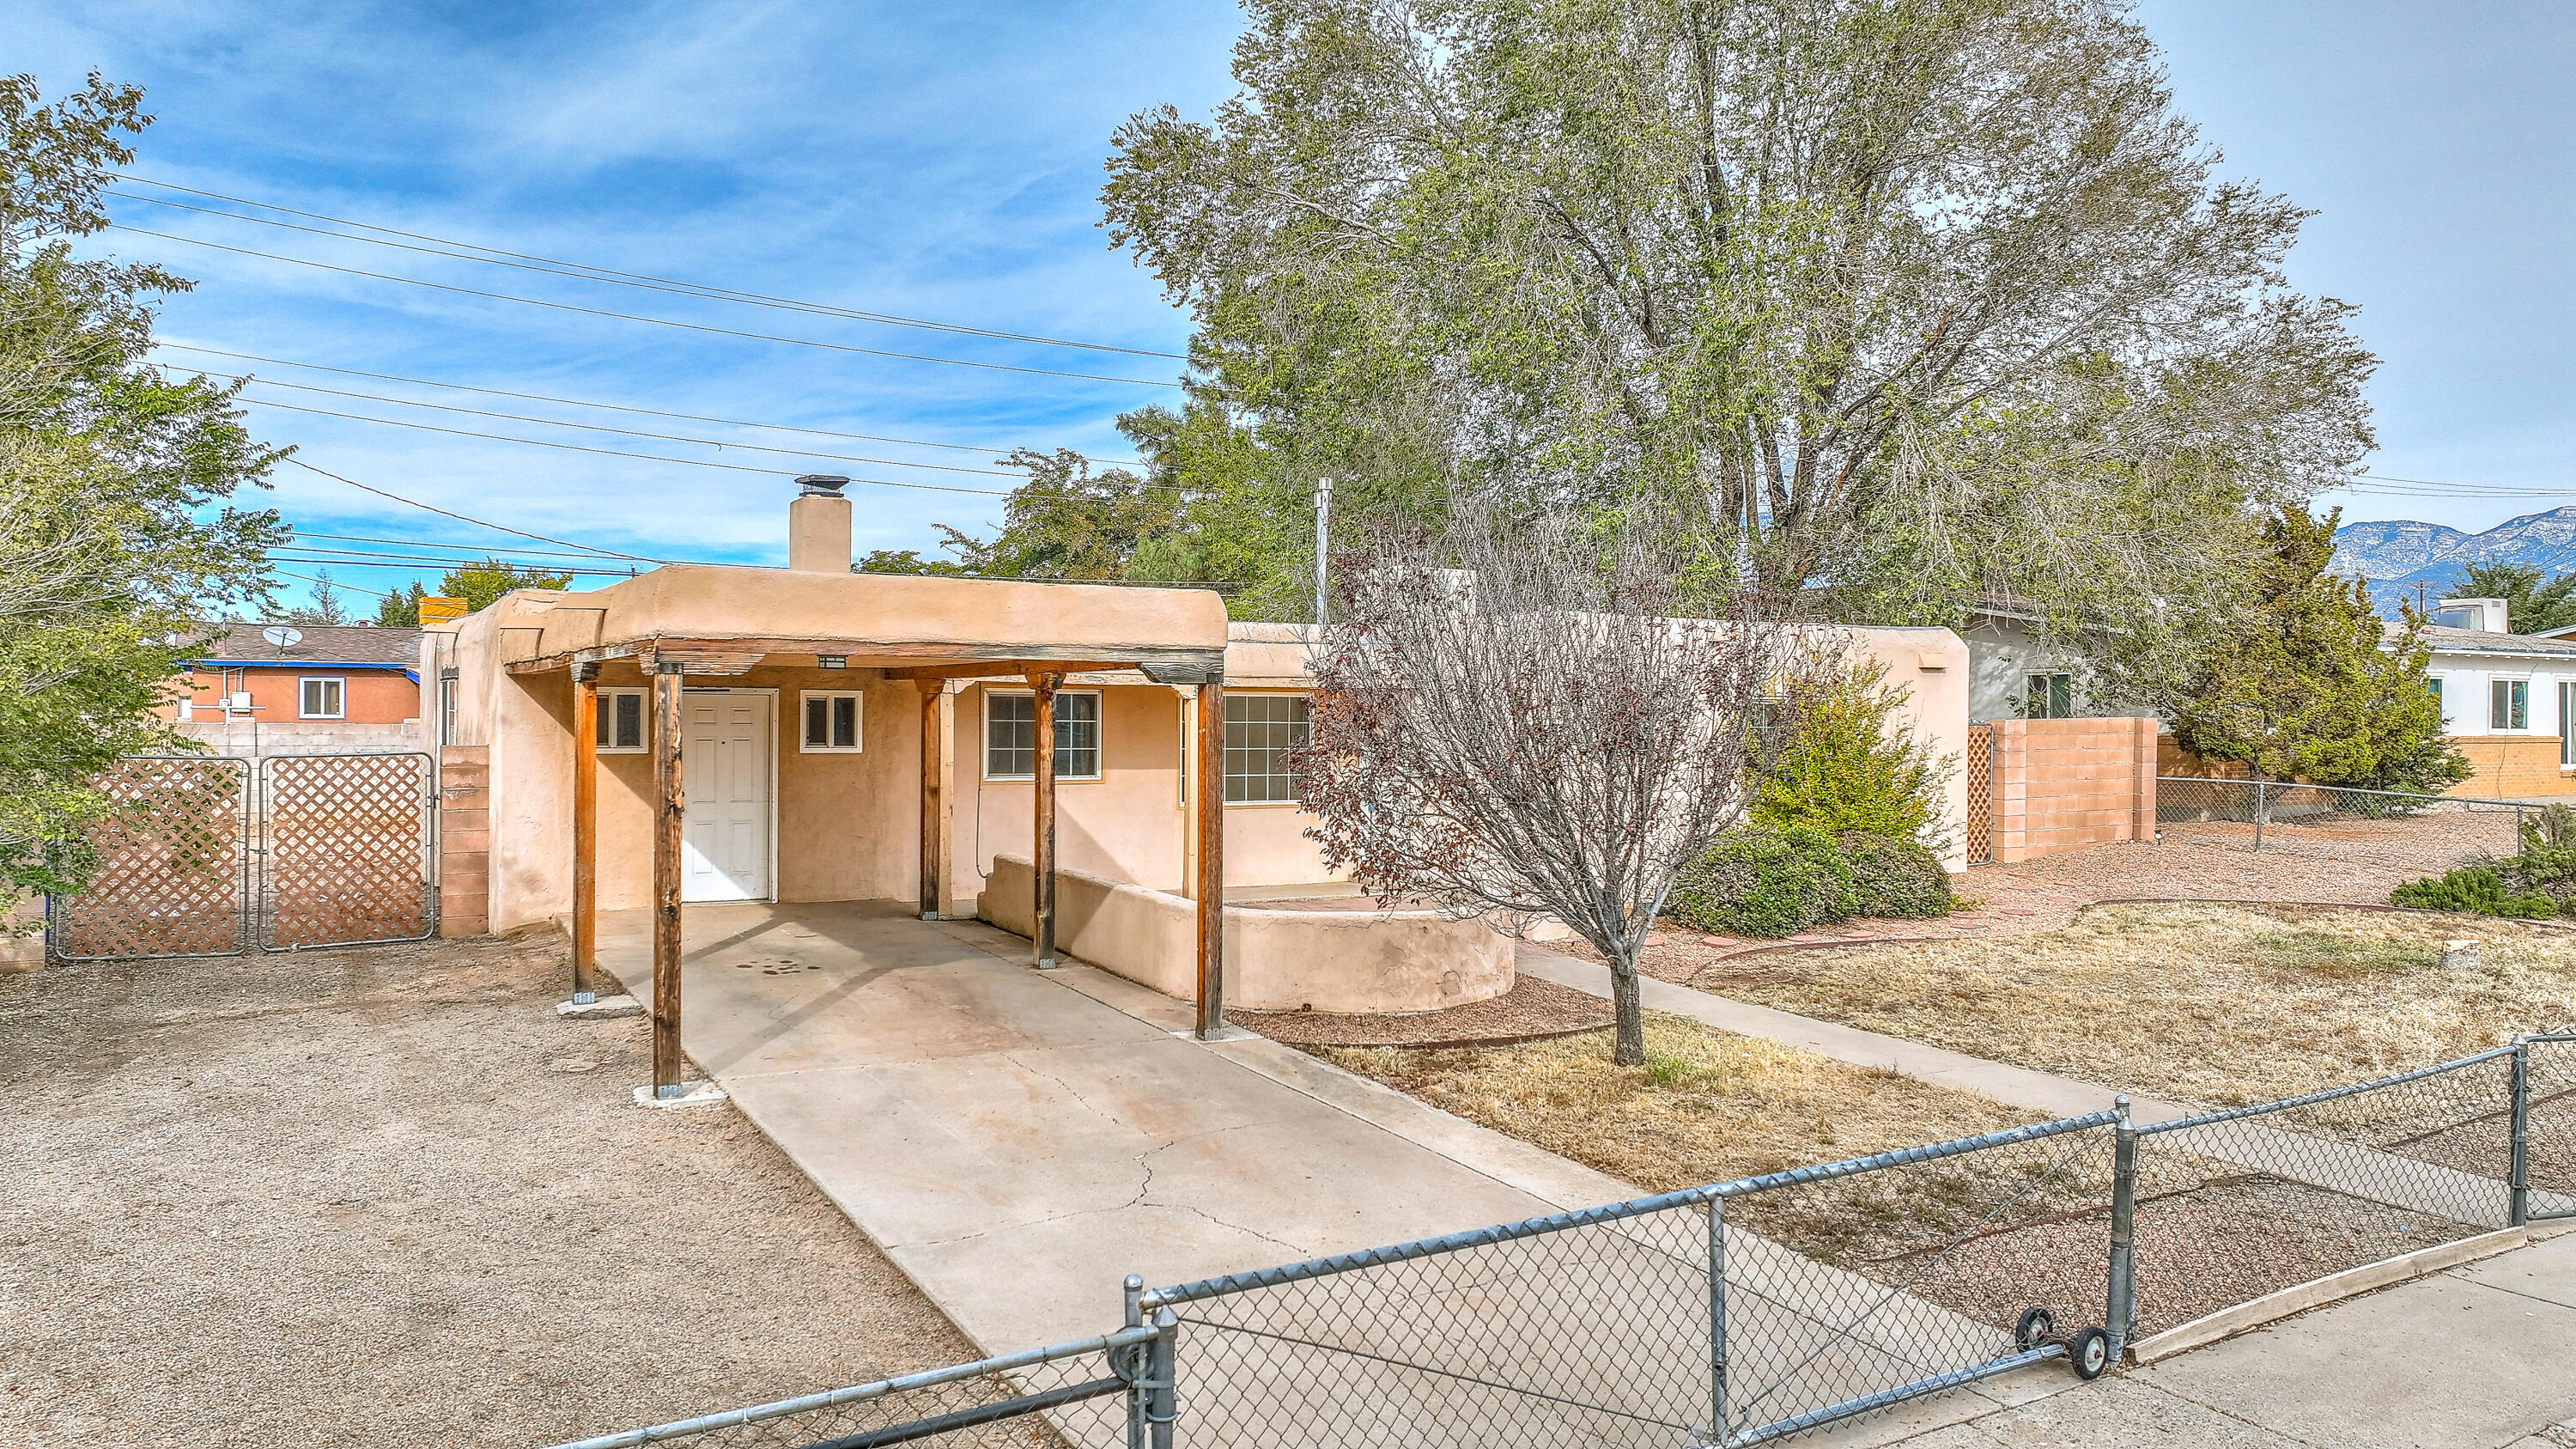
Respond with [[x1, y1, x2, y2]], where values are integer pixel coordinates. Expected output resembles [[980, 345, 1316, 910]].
[[682, 693, 773, 903]]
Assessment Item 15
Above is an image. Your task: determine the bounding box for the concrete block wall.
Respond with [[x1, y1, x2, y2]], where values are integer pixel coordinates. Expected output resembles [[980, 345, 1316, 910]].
[[1990, 717, 2158, 864], [438, 746, 490, 938]]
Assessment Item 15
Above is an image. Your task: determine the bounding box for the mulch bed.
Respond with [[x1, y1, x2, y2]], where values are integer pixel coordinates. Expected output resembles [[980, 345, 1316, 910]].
[[1231, 975, 1613, 1047]]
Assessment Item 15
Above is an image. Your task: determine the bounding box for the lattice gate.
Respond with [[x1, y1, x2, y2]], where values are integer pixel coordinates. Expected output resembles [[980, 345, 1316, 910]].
[[1964, 723, 1995, 866], [48, 752, 436, 961]]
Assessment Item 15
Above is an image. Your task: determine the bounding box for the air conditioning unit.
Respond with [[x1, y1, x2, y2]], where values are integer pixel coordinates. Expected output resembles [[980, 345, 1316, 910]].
[[228, 692, 256, 714]]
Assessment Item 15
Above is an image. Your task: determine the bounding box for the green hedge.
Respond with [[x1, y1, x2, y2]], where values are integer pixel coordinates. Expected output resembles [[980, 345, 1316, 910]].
[[1668, 826, 1953, 938]]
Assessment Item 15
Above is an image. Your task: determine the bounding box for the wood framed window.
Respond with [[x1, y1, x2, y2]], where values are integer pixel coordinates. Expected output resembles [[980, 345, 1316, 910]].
[[983, 689, 1102, 781], [297, 676, 345, 721], [1224, 694, 1310, 804], [799, 690, 865, 752], [2492, 678, 2530, 731], [596, 688, 647, 753]]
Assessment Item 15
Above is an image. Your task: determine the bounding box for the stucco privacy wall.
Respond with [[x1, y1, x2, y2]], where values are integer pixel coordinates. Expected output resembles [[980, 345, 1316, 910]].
[[1987, 716, 2158, 863], [980, 855, 1513, 1014], [1833, 627, 1974, 872]]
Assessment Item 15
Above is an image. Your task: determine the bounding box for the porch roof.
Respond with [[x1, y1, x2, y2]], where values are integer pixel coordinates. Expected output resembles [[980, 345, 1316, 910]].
[[487, 564, 1231, 681]]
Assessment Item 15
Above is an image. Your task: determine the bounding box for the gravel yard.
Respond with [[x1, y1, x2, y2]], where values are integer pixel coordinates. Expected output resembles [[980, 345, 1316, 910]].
[[1232, 975, 1612, 1046], [0, 932, 979, 1449], [1677, 902, 2576, 1106]]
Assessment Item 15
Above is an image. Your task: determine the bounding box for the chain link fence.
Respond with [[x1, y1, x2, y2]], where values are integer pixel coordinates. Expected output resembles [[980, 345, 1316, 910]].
[[557, 1037, 2576, 1449], [2154, 776, 2531, 868]]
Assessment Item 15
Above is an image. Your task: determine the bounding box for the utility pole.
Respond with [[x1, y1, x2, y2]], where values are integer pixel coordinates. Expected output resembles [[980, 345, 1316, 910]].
[[1313, 477, 1334, 626]]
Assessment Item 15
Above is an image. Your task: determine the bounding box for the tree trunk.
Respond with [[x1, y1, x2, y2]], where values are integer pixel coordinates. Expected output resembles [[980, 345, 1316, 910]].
[[1609, 943, 1646, 1067]]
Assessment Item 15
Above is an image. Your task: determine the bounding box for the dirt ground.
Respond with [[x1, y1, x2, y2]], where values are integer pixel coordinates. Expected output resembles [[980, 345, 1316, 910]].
[[0, 931, 979, 1449], [1683, 902, 2576, 1105]]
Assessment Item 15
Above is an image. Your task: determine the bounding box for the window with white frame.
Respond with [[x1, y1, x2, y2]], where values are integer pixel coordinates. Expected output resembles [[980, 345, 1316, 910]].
[[984, 689, 1102, 780], [298, 676, 345, 720], [596, 688, 647, 752], [800, 690, 864, 752], [1224, 694, 1309, 803], [2561, 681, 2574, 767], [2493, 678, 2530, 731]]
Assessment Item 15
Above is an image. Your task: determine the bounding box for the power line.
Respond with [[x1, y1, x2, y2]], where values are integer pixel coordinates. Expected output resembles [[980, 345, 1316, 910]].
[[283, 456, 659, 559], [258, 400, 1014, 495], [113, 175, 1188, 361], [276, 552, 645, 578], [108, 224, 1185, 389], [197, 368, 1019, 476], [291, 531, 677, 564], [273, 568, 392, 600], [154, 344, 1145, 464]]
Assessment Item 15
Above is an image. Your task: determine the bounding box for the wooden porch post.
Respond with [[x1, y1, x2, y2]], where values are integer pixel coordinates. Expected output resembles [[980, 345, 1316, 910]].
[[650, 663, 686, 1096], [1030, 672, 1061, 968], [918, 682, 942, 921], [1194, 679, 1225, 1037], [570, 663, 598, 1002]]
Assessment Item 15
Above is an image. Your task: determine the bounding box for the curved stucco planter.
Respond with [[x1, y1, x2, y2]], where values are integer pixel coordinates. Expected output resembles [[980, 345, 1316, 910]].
[[978, 855, 1514, 1014]]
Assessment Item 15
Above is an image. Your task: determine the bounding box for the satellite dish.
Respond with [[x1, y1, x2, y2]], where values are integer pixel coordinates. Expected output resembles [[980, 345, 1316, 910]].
[[263, 625, 305, 648]]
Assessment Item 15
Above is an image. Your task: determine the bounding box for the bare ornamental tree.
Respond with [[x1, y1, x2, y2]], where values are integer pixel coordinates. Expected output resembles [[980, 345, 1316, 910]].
[[1299, 515, 1796, 1066]]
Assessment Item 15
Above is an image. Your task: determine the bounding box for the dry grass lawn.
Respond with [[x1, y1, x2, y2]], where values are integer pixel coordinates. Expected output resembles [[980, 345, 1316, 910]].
[[1315, 1013, 2111, 1269], [1697, 903, 2576, 1106]]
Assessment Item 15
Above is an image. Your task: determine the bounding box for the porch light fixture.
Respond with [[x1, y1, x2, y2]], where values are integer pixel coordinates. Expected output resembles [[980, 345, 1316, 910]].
[[796, 473, 850, 496]]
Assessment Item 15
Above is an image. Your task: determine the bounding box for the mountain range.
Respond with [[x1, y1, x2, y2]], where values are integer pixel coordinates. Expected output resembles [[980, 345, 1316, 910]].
[[2329, 506, 2576, 614]]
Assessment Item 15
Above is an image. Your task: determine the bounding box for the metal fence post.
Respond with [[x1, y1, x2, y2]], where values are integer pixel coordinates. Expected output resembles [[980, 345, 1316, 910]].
[[1122, 1275, 1146, 1449], [1145, 1307, 1178, 1449], [2251, 780, 2267, 852], [2511, 1038, 2533, 1227], [1709, 1195, 1729, 1444], [2105, 1095, 2138, 1362]]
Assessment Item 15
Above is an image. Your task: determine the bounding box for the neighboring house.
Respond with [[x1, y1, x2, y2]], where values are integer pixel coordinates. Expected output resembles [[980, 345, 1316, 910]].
[[430, 485, 1977, 953], [2411, 598, 2576, 799], [164, 622, 426, 757], [1961, 598, 2108, 723]]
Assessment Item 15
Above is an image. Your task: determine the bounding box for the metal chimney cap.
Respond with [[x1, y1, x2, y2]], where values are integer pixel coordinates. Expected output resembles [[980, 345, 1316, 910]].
[[796, 474, 851, 496]]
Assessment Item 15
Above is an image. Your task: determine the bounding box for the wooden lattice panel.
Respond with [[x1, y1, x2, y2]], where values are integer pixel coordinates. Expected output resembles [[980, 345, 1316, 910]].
[[260, 753, 433, 949], [54, 758, 250, 959], [1964, 724, 1994, 865]]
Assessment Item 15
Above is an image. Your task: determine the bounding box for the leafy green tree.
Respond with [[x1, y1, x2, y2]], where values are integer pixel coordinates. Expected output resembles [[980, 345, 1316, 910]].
[[373, 560, 572, 624], [3, 72, 283, 904], [1102, 0, 2374, 649], [2457, 562, 2576, 636], [279, 567, 350, 624], [1750, 653, 1951, 848], [2172, 506, 2469, 795]]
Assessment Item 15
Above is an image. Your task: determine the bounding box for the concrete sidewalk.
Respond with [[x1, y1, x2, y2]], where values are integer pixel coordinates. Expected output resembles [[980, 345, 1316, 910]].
[[1919, 1226, 2576, 1447]]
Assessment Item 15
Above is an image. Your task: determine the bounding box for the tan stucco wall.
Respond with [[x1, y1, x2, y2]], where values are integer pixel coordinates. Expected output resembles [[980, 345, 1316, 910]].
[[1833, 627, 1974, 873], [978, 854, 1514, 1014]]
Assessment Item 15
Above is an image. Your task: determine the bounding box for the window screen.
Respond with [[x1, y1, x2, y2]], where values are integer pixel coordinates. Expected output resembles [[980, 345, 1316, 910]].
[[2494, 679, 2530, 731], [985, 691, 1101, 779], [299, 677, 344, 719], [597, 690, 646, 752], [802, 691, 862, 752], [1224, 695, 1309, 803]]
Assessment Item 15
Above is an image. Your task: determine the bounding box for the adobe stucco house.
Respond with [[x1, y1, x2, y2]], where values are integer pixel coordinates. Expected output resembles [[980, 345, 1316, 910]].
[[430, 481, 1978, 1093]]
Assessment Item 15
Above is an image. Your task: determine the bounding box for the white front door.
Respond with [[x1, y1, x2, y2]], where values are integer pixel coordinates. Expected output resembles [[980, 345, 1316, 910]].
[[682, 691, 774, 903]]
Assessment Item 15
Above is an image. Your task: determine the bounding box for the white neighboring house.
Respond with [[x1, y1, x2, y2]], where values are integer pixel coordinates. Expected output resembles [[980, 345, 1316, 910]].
[[1962, 598, 2111, 723], [2409, 597, 2576, 798]]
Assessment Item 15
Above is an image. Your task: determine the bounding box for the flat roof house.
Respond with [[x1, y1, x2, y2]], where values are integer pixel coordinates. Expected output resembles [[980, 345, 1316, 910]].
[[433, 482, 1974, 1096]]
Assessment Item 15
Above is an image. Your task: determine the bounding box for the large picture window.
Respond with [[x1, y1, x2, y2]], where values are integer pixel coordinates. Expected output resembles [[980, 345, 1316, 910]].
[[298, 676, 345, 720], [596, 689, 647, 753], [2493, 678, 2530, 731], [984, 690, 1102, 781], [1224, 694, 1309, 803]]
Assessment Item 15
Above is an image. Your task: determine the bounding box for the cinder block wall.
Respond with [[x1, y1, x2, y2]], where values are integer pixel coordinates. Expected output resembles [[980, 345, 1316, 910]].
[[1990, 717, 2158, 864], [438, 746, 489, 938]]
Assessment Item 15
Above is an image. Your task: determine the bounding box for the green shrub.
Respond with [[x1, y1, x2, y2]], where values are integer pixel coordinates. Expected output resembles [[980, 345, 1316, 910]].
[[1668, 825, 1856, 938], [1752, 654, 1952, 849], [1839, 831, 1955, 918], [2389, 867, 2557, 918]]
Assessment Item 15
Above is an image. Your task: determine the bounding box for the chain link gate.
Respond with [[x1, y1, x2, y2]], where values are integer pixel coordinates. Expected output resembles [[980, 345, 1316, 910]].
[[48, 752, 438, 960]]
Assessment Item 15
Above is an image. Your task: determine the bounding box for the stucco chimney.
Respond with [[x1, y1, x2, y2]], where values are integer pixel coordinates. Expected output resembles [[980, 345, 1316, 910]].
[[789, 475, 852, 573]]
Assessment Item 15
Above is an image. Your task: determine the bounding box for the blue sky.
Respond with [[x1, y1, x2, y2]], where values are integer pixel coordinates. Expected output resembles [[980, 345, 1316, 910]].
[[12, 1, 2574, 612]]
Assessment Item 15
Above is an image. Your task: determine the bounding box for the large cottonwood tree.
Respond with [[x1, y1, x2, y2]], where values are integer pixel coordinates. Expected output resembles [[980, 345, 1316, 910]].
[[1104, 0, 2376, 652]]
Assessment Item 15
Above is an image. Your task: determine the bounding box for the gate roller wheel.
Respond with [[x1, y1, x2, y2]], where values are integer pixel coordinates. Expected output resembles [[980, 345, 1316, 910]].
[[2069, 1325, 2111, 1379], [2014, 1306, 2054, 1354]]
